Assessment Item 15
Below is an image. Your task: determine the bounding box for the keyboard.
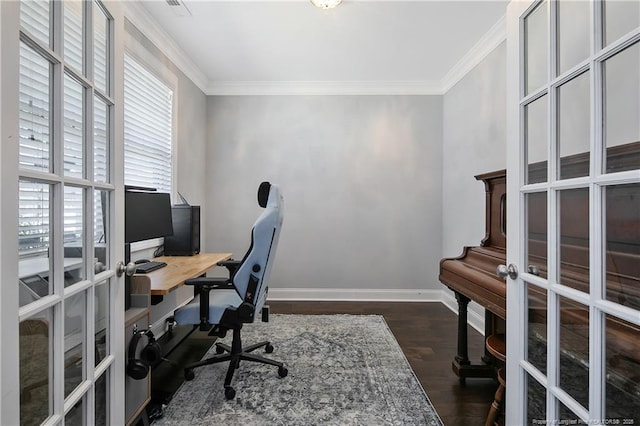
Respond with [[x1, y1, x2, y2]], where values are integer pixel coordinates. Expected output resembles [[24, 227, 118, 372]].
[[135, 261, 167, 274]]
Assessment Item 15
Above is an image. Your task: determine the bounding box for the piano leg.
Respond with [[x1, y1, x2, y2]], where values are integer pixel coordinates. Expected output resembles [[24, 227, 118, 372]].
[[482, 311, 496, 365], [451, 291, 496, 385]]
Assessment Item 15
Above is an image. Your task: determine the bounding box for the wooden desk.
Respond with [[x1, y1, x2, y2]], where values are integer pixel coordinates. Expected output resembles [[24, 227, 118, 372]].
[[131, 252, 232, 297]]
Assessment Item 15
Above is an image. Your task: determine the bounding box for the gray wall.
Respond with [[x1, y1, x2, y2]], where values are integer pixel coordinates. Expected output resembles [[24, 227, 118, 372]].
[[442, 42, 507, 259], [204, 95, 443, 293], [441, 42, 506, 323]]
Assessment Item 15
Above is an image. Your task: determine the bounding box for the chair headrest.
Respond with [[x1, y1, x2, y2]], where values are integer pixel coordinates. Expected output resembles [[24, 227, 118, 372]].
[[257, 181, 271, 208]]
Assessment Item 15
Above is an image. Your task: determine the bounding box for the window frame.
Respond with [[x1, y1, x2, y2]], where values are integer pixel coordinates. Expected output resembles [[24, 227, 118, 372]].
[[123, 49, 177, 250]]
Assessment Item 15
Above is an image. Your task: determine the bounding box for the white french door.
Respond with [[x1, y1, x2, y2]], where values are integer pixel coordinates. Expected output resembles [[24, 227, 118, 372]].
[[506, 0, 640, 424], [0, 1, 125, 424]]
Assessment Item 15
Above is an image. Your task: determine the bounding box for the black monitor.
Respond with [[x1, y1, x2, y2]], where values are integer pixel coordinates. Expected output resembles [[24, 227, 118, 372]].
[[125, 188, 173, 244]]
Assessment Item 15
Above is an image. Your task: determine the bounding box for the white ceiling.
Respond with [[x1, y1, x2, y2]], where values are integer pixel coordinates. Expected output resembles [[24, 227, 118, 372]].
[[131, 0, 508, 95]]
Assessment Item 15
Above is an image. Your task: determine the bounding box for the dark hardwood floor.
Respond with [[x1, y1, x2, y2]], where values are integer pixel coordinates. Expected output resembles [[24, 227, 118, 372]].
[[148, 301, 497, 425], [269, 301, 497, 425]]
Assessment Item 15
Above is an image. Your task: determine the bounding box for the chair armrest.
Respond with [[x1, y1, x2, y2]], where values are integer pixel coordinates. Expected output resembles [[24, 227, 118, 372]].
[[217, 260, 241, 275], [183, 278, 234, 331], [184, 277, 233, 290]]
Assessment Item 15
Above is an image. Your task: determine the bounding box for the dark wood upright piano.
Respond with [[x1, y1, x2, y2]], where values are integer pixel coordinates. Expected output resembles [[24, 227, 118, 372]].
[[439, 169, 507, 384], [439, 151, 640, 417]]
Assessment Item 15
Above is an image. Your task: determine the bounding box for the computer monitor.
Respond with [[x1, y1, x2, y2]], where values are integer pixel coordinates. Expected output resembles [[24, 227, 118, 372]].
[[124, 188, 173, 310], [125, 188, 174, 244]]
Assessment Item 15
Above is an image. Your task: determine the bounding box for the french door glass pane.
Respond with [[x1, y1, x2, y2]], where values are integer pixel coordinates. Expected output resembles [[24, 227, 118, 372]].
[[63, 0, 83, 73], [526, 373, 546, 425], [525, 1, 548, 95], [64, 291, 86, 398], [558, 400, 578, 422], [20, 0, 50, 48], [558, 188, 589, 293], [64, 74, 84, 178], [94, 2, 109, 94], [604, 0, 640, 47], [94, 97, 109, 182], [64, 185, 85, 284], [604, 314, 640, 419], [558, 72, 590, 180], [18, 180, 51, 257], [94, 190, 109, 269], [95, 280, 109, 366], [605, 183, 640, 309], [19, 181, 52, 307], [20, 311, 53, 425], [95, 370, 109, 426], [65, 397, 85, 425], [527, 284, 547, 374], [94, 190, 109, 268], [557, 0, 590, 76], [19, 42, 51, 173], [558, 296, 589, 410], [603, 42, 640, 174], [527, 192, 547, 277], [526, 95, 548, 184]]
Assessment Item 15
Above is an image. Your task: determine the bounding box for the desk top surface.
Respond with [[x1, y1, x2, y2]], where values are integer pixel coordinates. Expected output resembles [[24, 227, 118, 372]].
[[132, 252, 232, 296]]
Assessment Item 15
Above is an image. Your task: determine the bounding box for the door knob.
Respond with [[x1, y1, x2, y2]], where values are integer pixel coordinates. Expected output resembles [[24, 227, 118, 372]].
[[116, 261, 136, 277], [497, 264, 518, 280]]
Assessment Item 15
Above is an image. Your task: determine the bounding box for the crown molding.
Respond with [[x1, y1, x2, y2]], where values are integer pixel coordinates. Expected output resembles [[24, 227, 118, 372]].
[[206, 80, 443, 96], [440, 14, 506, 94], [123, 3, 504, 97], [122, 1, 209, 93]]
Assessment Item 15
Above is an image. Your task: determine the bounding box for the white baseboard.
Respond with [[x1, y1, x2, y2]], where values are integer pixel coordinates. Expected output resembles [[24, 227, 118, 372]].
[[267, 287, 446, 302], [270, 287, 485, 335]]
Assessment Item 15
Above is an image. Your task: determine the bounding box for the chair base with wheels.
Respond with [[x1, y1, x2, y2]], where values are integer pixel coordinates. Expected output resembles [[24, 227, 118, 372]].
[[184, 323, 288, 400]]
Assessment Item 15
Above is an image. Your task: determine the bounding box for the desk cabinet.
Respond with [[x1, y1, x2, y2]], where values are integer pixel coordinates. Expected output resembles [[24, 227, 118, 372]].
[[124, 253, 232, 423], [125, 282, 151, 426]]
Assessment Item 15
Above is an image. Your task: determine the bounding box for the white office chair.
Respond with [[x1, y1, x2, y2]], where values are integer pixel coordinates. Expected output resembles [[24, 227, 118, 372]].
[[173, 182, 286, 399]]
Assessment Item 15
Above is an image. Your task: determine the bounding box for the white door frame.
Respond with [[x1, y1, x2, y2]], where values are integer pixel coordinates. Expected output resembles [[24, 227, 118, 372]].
[[506, 0, 640, 423], [0, 2, 22, 424], [0, 1, 126, 424]]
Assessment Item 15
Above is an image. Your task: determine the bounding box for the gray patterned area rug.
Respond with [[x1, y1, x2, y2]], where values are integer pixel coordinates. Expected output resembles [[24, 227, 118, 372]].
[[156, 314, 443, 426]]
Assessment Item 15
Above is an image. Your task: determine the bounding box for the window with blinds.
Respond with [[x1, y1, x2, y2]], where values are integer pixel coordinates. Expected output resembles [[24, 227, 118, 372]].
[[124, 55, 173, 194]]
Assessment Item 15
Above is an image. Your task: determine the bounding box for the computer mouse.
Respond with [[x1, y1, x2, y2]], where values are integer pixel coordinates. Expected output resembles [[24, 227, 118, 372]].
[[134, 259, 150, 264]]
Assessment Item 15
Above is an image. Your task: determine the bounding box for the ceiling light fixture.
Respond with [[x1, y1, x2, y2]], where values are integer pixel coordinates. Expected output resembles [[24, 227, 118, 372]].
[[310, 0, 342, 9]]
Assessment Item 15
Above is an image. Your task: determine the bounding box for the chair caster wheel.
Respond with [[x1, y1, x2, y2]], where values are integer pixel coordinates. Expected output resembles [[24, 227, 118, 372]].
[[278, 366, 288, 377], [225, 386, 236, 400], [215, 345, 225, 354], [265, 343, 274, 353], [184, 369, 195, 381]]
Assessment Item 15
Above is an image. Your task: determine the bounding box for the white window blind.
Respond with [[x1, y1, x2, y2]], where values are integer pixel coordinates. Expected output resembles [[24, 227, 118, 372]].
[[124, 55, 173, 193], [18, 35, 52, 255]]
